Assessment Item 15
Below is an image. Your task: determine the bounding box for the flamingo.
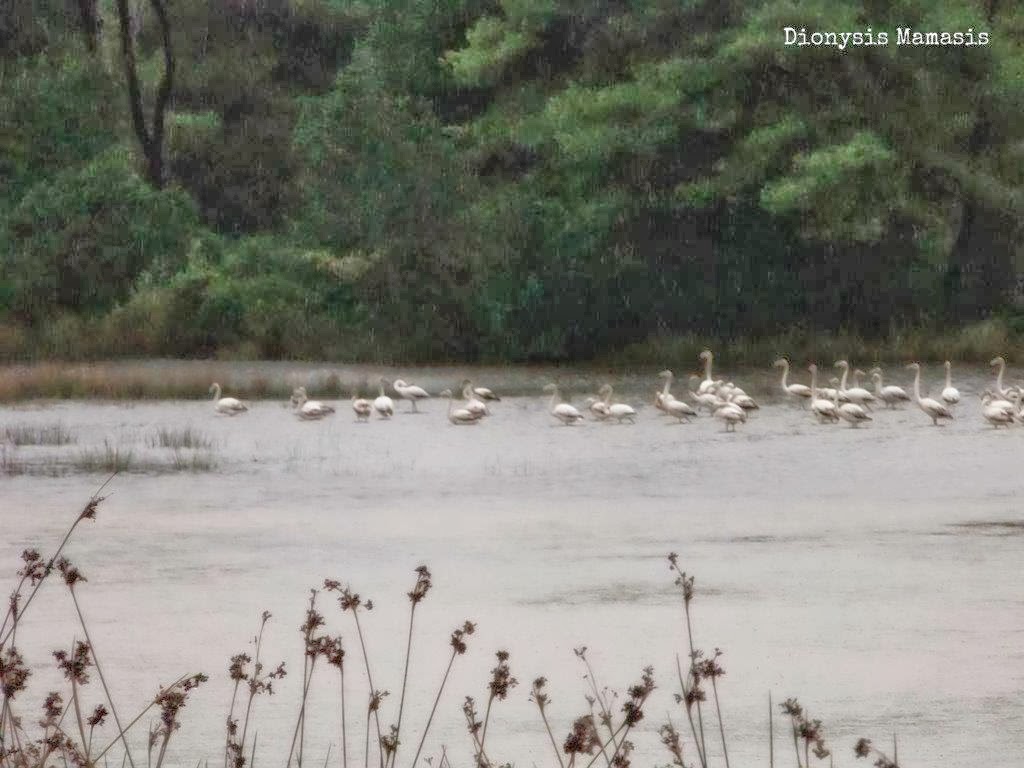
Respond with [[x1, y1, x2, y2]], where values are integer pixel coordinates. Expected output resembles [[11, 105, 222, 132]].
[[941, 361, 960, 405], [655, 370, 676, 412], [688, 375, 723, 414], [713, 401, 746, 432], [698, 350, 717, 394], [543, 383, 585, 425], [829, 377, 872, 427], [981, 392, 1014, 428], [209, 383, 248, 415], [471, 385, 501, 402], [440, 389, 481, 425], [351, 394, 372, 422], [460, 380, 489, 419], [584, 397, 611, 421], [393, 379, 430, 412], [834, 361, 876, 409], [373, 378, 395, 419], [906, 363, 953, 426], [774, 358, 812, 403], [869, 369, 910, 408], [808, 365, 839, 424], [598, 384, 637, 424], [990, 357, 1011, 397], [291, 387, 335, 420]]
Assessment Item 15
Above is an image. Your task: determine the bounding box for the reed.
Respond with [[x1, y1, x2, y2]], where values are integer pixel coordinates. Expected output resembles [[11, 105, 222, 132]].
[[2, 422, 77, 446], [0, 489, 907, 768], [148, 426, 214, 450]]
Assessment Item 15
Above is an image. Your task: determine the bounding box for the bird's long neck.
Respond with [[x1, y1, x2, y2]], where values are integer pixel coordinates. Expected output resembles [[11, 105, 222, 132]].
[[378, 382, 386, 397], [463, 384, 474, 400], [839, 365, 849, 391], [779, 363, 789, 390], [703, 355, 713, 382], [602, 388, 612, 406], [912, 368, 922, 402], [872, 376, 882, 395], [809, 368, 818, 399], [211, 384, 221, 401], [548, 389, 559, 412], [996, 362, 1005, 393], [661, 375, 672, 397]]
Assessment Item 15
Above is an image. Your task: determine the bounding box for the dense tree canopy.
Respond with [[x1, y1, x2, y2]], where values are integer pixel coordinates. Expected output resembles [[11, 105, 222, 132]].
[[1, 0, 1022, 361]]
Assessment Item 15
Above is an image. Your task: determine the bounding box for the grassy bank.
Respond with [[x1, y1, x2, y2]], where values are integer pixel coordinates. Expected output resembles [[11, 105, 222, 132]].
[[0, 320, 1021, 401]]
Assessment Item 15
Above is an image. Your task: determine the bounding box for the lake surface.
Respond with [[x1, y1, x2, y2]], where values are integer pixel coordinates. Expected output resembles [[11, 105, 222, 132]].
[[1, 364, 1023, 768]]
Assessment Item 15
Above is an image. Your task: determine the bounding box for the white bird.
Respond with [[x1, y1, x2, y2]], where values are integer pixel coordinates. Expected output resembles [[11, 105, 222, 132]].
[[460, 380, 489, 419], [981, 393, 1014, 428], [209, 383, 248, 416], [688, 376, 723, 413], [471, 385, 501, 402], [941, 361, 960, 405], [440, 389, 481, 425], [393, 379, 430, 413], [291, 387, 335, 420], [808, 365, 839, 424], [655, 369, 676, 412], [373, 378, 395, 419], [727, 390, 759, 410], [906, 363, 953, 426], [663, 396, 696, 423], [351, 394, 372, 422], [869, 369, 910, 408], [697, 350, 717, 394], [829, 378, 872, 427], [990, 356, 1012, 397], [713, 401, 746, 432], [584, 397, 611, 421], [774, 358, 812, 402], [543, 383, 585, 425], [598, 384, 637, 424], [585, 397, 611, 420], [834, 360, 876, 409]]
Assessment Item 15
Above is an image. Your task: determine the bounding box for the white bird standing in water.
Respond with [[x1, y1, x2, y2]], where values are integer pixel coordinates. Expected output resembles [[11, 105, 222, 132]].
[[471, 385, 501, 402], [869, 369, 910, 408], [598, 384, 637, 423], [373, 378, 395, 419], [774, 358, 812, 403], [393, 379, 430, 412], [990, 356, 1012, 397], [209, 383, 248, 415], [697, 350, 717, 394], [808, 365, 838, 424], [291, 387, 335, 420], [351, 393, 372, 422], [440, 389, 481, 425], [713, 401, 746, 431], [543, 383, 585, 425], [941, 361, 961, 405], [834, 360, 876, 409], [584, 396, 611, 421], [829, 377, 872, 427], [460, 380, 489, 419], [906, 363, 953, 426], [981, 392, 1014, 428]]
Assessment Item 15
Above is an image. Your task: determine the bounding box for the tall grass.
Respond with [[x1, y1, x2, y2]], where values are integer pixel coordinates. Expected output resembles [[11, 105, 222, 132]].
[[147, 426, 214, 450], [0, 489, 905, 768], [2, 422, 77, 446]]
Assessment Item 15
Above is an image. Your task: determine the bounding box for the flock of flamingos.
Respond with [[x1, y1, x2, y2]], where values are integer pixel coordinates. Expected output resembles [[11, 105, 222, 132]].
[[207, 352, 1024, 431]]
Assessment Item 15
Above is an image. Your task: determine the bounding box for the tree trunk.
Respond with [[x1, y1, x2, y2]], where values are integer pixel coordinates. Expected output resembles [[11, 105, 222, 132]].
[[114, 0, 174, 189]]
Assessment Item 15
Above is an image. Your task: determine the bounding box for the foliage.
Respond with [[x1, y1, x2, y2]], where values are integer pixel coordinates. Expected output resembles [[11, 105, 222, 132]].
[[2, 0, 1024, 361]]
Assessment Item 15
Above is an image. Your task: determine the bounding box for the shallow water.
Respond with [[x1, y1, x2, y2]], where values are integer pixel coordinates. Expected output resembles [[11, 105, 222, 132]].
[[2, 365, 1023, 768]]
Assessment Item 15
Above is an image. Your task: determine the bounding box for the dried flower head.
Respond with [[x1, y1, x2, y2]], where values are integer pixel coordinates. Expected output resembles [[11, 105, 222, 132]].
[[155, 674, 208, 732], [56, 557, 86, 588], [450, 621, 475, 654], [659, 723, 685, 767], [228, 653, 252, 682], [488, 650, 517, 700], [854, 739, 872, 758], [462, 696, 481, 736], [563, 715, 600, 756], [79, 495, 104, 521], [53, 641, 91, 685], [18, 549, 46, 586], [529, 677, 549, 710], [87, 704, 109, 727], [0, 647, 31, 699], [622, 666, 655, 726], [780, 697, 803, 719], [408, 566, 432, 604]]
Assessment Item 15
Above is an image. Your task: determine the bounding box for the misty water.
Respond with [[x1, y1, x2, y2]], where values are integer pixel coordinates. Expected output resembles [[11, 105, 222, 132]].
[[2, 364, 1023, 767]]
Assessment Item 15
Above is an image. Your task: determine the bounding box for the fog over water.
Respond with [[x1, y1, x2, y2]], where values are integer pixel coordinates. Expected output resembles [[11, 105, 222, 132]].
[[2, 365, 1023, 767]]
